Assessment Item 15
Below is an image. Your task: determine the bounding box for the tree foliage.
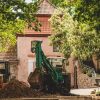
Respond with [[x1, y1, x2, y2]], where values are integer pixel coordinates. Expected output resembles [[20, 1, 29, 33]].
[[0, 0, 39, 28], [0, 18, 25, 52], [0, 0, 41, 52], [49, 8, 100, 59], [73, 0, 100, 32], [51, 0, 100, 31], [50, 0, 70, 7]]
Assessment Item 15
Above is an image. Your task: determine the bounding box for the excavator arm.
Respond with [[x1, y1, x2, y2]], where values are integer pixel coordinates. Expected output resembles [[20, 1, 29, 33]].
[[34, 41, 64, 83]]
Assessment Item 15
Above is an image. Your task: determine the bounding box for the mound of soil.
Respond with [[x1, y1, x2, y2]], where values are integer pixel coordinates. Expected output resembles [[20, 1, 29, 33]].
[[0, 79, 44, 98]]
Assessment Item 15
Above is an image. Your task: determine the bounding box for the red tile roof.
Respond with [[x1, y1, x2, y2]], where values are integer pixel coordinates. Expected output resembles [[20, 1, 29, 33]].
[[24, 16, 52, 34]]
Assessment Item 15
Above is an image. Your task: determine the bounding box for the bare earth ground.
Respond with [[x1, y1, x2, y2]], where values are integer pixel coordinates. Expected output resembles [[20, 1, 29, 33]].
[[0, 79, 100, 100]]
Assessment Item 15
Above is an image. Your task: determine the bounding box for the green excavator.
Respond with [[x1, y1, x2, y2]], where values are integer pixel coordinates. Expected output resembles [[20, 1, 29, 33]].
[[28, 41, 70, 95]]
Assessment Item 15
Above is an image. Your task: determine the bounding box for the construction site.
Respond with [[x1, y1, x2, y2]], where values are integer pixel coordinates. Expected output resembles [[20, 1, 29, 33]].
[[0, 41, 100, 100], [0, 41, 71, 98], [0, 0, 100, 100]]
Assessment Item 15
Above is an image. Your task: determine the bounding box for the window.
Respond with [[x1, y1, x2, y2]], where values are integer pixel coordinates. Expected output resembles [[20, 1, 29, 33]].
[[0, 62, 10, 83], [0, 63, 5, 69], [31, 41, 36, 53], [53, 44, 59, 52]]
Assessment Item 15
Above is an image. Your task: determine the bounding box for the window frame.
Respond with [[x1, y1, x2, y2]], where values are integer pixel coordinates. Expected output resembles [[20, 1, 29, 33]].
[[53, 44, 60, 52]]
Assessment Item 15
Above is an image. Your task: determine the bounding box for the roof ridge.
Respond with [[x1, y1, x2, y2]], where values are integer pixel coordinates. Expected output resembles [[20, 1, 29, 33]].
[[39, 0, 56, 8], [37, 0, 56, 15]]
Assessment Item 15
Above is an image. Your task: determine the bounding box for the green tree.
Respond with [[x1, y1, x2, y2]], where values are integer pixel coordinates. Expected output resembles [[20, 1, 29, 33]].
[[73, 0, 100, 32], [50, 0, 70, 7], [0, 0, 41, 29], [0, 18, 25, 51], [49, 8, 100, 59], [51, 0, 100, 32], [0, 0, 41, 51]]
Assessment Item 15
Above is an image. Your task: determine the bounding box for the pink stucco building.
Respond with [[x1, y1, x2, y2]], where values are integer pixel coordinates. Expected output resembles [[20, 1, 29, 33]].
[[17, 0, 63, 83]]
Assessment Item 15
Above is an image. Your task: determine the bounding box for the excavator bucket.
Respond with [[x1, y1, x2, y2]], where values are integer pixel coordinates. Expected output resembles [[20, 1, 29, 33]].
[[28, 68, 43, 90]]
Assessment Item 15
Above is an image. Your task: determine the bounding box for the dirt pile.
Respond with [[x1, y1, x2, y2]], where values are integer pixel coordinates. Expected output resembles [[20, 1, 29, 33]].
[[0, 79, 44, 98]]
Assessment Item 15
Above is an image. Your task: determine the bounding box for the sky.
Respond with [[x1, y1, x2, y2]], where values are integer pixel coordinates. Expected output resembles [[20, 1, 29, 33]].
[[25, 0, 32, 3]]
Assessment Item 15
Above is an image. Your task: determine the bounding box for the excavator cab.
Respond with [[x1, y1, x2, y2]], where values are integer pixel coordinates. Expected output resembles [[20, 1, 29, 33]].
[[47, 57, 67, 74]]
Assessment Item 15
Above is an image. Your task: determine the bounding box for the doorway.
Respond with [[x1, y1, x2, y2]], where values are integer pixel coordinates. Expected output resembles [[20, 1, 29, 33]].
[[28, 59, 36, 76]]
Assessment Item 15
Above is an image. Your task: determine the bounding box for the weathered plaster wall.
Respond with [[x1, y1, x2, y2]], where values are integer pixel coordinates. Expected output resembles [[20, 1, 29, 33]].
[[17, 37, 63, 82]]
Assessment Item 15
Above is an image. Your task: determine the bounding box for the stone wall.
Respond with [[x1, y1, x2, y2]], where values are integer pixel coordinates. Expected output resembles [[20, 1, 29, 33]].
[[77, 67, 97, 88], [68, 58, 97, 88]]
